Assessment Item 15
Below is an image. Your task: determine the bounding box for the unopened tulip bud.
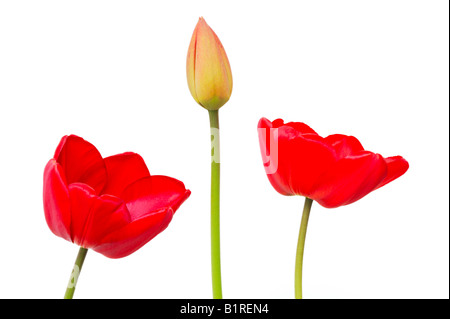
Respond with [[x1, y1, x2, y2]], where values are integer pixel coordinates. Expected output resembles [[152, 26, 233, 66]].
[[186, 17, 233, 111]]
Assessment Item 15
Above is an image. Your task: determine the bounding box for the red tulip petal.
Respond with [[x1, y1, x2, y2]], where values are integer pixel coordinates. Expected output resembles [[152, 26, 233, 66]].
[[312, 152, 388, 208], [258, 118, 292, 195], [43, 159, 71, 241], [258, 118, 337, 197], [68, 183, 131, 248], [93, 207, 174, 258], [54, 135, 107, 195], [258, 118, 274, 157], [375, 156, 409, 190], [270, 118, 317, 134], [82, 195, 131, 249], [121, 176, 191, 221], [324, 134, 365, 159], [283, 130, 337, 197], [101, 152, 151, 197], [68, 183, 96, 245], [284, 123, 317, 135]]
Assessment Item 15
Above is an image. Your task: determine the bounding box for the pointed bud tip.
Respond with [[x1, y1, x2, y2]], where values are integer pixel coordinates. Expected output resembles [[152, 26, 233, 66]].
[[197, 17, 208, 28]]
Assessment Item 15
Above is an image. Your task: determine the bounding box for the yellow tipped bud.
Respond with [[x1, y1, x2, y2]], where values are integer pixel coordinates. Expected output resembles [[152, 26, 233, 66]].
[[186, 17, 233, 111]]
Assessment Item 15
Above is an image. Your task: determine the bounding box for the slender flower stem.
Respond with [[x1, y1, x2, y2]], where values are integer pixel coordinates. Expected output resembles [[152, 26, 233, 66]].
[[64, 247, 88, 299], [209, 110, 222, 299], [295, 197, 313, 299]]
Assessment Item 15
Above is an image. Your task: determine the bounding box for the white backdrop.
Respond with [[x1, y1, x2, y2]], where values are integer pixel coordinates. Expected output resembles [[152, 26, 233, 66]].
[[0, 0, 448, 299]]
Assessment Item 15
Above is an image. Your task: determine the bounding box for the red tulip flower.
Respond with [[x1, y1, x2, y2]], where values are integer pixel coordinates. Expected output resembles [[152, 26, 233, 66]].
[[258, 118, 408, 298], [43, 135, 190, 298], [258, 118, 408, 208]]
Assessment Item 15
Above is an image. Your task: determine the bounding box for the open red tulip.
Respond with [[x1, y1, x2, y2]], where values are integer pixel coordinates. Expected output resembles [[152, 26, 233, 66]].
[[258, 117, 409, 299], [258, 118, 409, 208], [43, 135, 191, 259]]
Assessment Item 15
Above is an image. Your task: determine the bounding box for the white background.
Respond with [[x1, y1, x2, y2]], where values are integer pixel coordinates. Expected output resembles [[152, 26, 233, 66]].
[[0, 1, 448, 299]]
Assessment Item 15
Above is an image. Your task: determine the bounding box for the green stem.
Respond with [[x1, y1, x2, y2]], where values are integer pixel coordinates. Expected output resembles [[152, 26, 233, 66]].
[[64, 247, 88, 299], [209, 110, 222, 299], [295, 198, 313, 299]]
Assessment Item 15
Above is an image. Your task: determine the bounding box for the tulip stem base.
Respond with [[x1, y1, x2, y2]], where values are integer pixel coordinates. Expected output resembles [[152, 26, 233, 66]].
[[64, 247, 88, 299], [209, 110, 222, 299], [295, 198, 313, 299]]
